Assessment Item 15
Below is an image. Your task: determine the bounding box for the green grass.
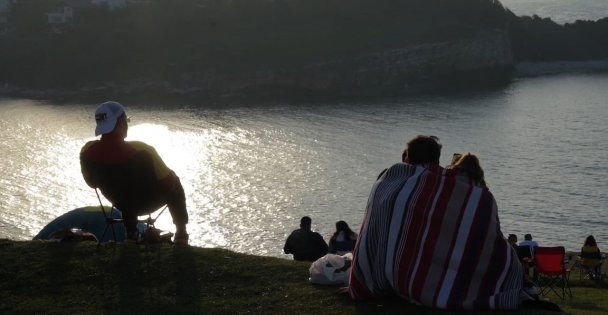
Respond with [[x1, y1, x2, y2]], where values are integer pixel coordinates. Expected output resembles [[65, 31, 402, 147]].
[[0, 239, 606, 314]]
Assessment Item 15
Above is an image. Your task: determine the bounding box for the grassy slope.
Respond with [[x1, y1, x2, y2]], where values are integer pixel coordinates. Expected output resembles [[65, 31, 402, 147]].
[[0, 239, 606, 315]]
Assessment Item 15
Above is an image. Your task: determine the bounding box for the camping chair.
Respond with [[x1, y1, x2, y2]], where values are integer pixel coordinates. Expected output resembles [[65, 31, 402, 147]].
[[137, 205, 170, 248], [534, 246, 572, 299], [95, 190, 168, 246], [85, 151, 168, 246], [577, 254, 606, 281], [95, 189, 124, 247]]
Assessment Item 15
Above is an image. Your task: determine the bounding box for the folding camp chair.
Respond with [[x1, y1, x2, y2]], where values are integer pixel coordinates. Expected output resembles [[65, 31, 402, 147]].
[[96, 189, 124, 247], [534, 246, 572, 299], [86, 151, 169, 247], [577, 254, 606, 281], [137, 205, 170, 248]]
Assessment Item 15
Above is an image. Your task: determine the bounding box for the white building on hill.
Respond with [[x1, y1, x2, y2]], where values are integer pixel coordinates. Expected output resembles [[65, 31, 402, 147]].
[[92, 0, 127, 10]]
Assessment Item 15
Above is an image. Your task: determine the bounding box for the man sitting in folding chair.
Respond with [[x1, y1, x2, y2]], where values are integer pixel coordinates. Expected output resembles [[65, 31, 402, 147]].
[[80, 101, 189, 245]]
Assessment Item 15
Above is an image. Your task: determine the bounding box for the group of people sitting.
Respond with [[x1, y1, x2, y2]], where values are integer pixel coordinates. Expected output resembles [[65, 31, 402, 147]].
[[508, 233, 604, 279], [283, 216, 358, 262], [344, 135, 530, 310], [284, 135, 532, 310], [508, 233, 539, 259], [81, 102, 596, 311]]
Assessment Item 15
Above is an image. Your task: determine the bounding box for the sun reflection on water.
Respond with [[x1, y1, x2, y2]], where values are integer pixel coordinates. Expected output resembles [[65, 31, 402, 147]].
[[4, 83, 607, 257], [125, 122, 231, 247]]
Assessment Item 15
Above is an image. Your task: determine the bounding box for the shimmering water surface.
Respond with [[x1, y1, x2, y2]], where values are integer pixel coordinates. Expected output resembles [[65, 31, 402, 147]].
[[1, 73, 607, 256], [501, 0, 608, 24]]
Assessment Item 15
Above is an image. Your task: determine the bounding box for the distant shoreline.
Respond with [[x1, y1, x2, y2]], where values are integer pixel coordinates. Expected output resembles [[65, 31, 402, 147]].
[[2, 60, 608, 103], [515, 59, 608, 77]]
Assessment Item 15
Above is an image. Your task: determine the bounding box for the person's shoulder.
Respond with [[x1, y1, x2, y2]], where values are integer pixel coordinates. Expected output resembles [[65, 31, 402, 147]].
[[381, 163, 419, 177], [127, 141, 161, 155], [80, 140, 99, 154], [127, 140, 153, 150], [480, 186, 496, 198], [288, 228, 304, 237]]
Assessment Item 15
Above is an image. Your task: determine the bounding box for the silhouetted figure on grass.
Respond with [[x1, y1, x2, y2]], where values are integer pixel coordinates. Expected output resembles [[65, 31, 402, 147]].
[[80, 101, 189, 245], [328, 220, 357, 255], [284, 216, 328, 262]]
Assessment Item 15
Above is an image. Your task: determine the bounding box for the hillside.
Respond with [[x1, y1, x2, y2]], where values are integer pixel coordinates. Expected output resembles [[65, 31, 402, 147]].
[[2, 239, 607, 314], [0, 0, 607, 100], [0, 0, 511, 99]]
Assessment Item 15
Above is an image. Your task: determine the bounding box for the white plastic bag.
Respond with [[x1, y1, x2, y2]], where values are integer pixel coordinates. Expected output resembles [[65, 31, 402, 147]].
[[309, 253, 351, 285]]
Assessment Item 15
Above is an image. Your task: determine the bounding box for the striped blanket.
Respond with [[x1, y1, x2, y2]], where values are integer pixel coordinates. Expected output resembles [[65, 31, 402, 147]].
[[348, 163, 523, 310]]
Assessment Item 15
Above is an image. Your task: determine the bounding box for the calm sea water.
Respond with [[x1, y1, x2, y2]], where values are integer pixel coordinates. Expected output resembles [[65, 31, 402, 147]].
[[501, 0, 608, 23], [1, 72, 607, 257]]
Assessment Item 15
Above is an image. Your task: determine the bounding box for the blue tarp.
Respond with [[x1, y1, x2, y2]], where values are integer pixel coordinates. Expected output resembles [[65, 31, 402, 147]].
[[33, 206, 126, 242]]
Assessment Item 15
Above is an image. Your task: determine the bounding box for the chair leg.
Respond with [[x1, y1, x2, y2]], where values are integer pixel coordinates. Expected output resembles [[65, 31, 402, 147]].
[[110, 222, 117, 242], [538, 274, 571, 300], [98, 223, 111, 248]]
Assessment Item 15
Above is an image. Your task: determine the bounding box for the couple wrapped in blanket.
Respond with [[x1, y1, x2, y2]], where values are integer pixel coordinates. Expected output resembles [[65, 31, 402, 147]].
[[348, 135, 526, 310]]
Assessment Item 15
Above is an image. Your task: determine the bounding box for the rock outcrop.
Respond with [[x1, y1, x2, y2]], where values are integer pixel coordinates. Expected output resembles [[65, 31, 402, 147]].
[[188, 28, 514, 98]]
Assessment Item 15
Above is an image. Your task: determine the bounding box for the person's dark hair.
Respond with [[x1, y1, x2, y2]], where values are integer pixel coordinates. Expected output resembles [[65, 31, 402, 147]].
[[300, 216, 312, 230], [402, 135, 442, 164], [330, 220, 356, 242], [508, 234, 517, 243], [584, 235, 597, 247], [524, 234, 532, 241]]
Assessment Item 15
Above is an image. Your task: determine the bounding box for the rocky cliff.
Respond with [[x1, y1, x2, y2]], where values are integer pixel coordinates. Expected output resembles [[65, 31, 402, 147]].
[[185, 28, 514, 98]]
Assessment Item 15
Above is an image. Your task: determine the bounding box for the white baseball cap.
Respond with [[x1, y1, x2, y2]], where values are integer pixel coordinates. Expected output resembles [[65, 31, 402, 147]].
[[94, 101, 126, 136]]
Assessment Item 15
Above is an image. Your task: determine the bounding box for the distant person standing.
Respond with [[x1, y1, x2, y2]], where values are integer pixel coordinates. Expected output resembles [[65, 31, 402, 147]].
[[284, 216, 328, 261], [328, 220, 357, 255]]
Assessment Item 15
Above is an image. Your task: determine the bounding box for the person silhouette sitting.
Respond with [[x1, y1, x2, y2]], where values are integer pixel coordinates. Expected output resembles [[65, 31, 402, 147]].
[[328, 220, 358, 255], [519, 234, 538, 257], [80, 101, 189, 245], [349, 135, 526, 310], [283, 216, 328, 262], [580, 235, 602, 279]]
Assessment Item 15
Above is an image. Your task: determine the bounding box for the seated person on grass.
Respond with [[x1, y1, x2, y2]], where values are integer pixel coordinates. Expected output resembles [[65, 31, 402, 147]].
[[348, 135, 527, 310]]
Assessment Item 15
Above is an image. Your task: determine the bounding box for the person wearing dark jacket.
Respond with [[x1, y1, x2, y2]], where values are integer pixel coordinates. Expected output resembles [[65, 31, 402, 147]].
[[284, 216, 328, 261], [328, 220, 357, 255]]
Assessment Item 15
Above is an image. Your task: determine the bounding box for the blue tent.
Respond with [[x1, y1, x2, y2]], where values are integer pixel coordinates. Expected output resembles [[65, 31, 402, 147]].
[[33, 206, 125, 242]]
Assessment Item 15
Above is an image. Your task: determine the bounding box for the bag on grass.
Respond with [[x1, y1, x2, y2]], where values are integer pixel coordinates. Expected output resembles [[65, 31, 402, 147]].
[[309, 253, 351, 285]]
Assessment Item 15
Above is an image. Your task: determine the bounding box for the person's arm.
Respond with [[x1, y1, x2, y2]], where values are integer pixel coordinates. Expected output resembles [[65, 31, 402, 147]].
[[284, 233, 293, 254], [316, 233, 329, 255], [131, 141, 178, 190], [328, 237, 336, 254]]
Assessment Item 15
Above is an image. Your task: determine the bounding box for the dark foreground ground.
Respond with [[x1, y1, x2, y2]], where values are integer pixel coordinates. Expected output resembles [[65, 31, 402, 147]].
[[0, 240, 606, 314]]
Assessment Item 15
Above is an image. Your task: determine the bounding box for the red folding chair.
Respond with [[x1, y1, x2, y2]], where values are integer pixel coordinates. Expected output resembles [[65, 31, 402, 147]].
[[534, 246, 572, 299]]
